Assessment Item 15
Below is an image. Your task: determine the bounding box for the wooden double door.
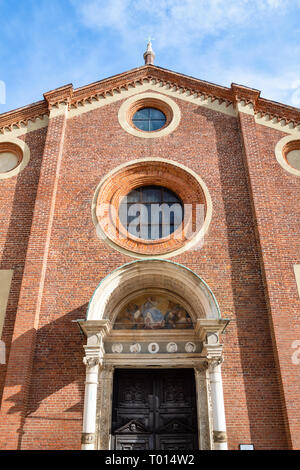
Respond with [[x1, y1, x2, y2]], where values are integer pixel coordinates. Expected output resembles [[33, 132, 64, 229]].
[[111, 369, 198, 450]]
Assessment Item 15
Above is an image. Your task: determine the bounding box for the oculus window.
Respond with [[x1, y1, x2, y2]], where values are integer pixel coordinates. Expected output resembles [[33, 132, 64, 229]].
[[132, 108, 166, 132], [119, 185, 183, 240]]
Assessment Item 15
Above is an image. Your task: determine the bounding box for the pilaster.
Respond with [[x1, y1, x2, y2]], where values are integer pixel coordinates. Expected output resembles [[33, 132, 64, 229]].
[[233, 84, 297, 448], [0, 86, 71, 449]]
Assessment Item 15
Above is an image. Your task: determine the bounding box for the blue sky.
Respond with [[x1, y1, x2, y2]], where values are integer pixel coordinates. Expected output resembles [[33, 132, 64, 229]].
[[1, 0, 300, 113]]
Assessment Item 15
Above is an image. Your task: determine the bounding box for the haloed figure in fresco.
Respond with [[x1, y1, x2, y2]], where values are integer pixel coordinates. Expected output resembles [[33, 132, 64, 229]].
[[114, 295, 193, 330]]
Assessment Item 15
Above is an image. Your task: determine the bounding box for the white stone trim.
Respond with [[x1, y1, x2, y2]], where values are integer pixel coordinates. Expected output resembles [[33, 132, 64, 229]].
[[91, 157, 213, 259], [0, 136, 30, 179], [209, 362, 227, 450], [118, 92, 181, 138], [49, 103, 69, 118], [237, 101, 255, 116], [86, 260, 221, 323], [294, 265, 300, 298], [255, 113, 300, 135], [0, 270, 13, 337], [82, 356, 100, 450], [274, 134, 300, 177]]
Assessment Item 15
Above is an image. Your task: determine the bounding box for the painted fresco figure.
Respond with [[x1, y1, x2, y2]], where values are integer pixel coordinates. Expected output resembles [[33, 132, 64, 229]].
[[141, 297, 165, 329], [164, 301, 193, 329]]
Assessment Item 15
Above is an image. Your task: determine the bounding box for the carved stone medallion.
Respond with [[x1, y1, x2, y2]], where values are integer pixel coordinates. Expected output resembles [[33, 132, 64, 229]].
[[130, 343, 141, 353], [166, 342, 178, 353], [148, 342, 159, 353], [185, 341, 196, 353], [112, 343, 123, 353]]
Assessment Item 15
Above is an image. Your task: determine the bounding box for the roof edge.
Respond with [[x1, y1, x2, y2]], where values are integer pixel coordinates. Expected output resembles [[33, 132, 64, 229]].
[[1, 64, 300, 132]]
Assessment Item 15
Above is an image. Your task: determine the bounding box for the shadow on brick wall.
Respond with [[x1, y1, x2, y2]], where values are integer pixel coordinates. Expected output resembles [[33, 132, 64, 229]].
[[204, 108, 288, 449], [0, 130, 46, 406]]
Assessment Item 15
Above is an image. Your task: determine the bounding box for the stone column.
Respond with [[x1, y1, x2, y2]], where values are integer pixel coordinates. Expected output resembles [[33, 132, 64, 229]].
[[79, 320, 111, 450], [194, 363, 213, 450], [196, 319, 229, 450], [209, 359, 227, 450], [81, 356, 100, 450]]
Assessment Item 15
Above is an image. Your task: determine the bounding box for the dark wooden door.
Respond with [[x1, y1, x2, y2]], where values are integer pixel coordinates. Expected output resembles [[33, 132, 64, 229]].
[[111, 369, 198, 450]]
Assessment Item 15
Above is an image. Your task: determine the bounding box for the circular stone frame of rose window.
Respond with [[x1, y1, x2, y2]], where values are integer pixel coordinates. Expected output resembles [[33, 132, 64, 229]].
[[91, 158, 212, 259], [118, 92, 181, 138], [275, 135, 300, 177]]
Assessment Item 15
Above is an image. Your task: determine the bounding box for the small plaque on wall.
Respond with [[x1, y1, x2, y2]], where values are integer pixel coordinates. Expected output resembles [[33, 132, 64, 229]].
[[239, 444, 254, 450]]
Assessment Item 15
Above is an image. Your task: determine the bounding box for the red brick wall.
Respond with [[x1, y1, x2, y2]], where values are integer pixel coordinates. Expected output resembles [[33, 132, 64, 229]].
[[0, 92, 292, 449], [0, 128, 47, 405], [239, 111, 300, 449]]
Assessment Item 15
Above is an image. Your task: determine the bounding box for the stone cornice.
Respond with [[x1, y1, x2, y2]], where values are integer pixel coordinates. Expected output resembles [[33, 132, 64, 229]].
[[232, 83, 261, 106], [256, 97, 300, 128], [1, 64, 300, 134], [71, 65, 234, 109], [44, 84, 73, 110], [0, 100, 48, 134]]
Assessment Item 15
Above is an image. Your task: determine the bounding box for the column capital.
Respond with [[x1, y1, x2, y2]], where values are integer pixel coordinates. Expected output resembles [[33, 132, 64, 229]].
[[83, 356, 100, 368], [195, 318, 228, 365], [77, 319, 112, 338], [195, 318, 229, 341]]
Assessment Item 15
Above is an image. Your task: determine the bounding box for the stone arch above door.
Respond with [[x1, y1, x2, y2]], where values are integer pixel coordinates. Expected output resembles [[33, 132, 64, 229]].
[[86, 259, 221, 325], [79, 259, 229, 451]]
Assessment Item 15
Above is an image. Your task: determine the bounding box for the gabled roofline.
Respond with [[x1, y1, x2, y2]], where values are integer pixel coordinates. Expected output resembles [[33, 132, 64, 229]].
[[1, 64, 300, 133]]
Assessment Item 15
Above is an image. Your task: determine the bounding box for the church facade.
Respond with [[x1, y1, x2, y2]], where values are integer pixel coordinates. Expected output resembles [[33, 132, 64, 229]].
[[0, 45, 299, 450]]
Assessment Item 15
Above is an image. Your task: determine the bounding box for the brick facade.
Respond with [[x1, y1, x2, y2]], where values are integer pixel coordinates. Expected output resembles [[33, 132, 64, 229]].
[[0, 65, 299, 449]]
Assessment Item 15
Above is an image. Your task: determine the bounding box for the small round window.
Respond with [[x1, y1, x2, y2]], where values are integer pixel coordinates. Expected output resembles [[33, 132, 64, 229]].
[[119, 185, 183, 240], [286, 148, 300, 171], [0, 151, 19, 173], [132, 108, 166, 132], [0, 141, 25, 179]]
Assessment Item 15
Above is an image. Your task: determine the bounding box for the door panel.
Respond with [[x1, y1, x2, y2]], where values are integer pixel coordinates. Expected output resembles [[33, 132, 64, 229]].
[[114, 434, 153, 450], [111, 369, 198, 450]]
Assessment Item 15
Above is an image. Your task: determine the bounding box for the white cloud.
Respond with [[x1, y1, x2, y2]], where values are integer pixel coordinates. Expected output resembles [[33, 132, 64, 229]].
[[72, 0, 295, 48], [68, 0, 300, 107]]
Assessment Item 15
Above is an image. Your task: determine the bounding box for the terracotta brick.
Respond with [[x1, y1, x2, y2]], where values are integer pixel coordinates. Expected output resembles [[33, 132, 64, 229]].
[[0, 68, 299, 450]]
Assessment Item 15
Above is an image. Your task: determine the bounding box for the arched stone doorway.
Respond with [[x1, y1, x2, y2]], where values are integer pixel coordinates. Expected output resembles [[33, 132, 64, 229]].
[[77, 260, 229, 450]]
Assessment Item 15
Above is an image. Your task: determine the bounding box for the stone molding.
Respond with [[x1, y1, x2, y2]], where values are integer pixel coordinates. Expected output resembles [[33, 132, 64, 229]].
[[118, 92, 181, 138], [86, 260, 221, 323], [274, 134, 300, 177]]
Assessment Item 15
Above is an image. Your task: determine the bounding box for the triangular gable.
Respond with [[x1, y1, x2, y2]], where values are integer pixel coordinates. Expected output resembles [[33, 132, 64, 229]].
[[1, 64, 300, 135]]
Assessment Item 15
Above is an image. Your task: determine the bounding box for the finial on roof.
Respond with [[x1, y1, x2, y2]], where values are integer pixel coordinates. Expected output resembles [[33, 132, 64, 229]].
[[143, 37, 155, 65]]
